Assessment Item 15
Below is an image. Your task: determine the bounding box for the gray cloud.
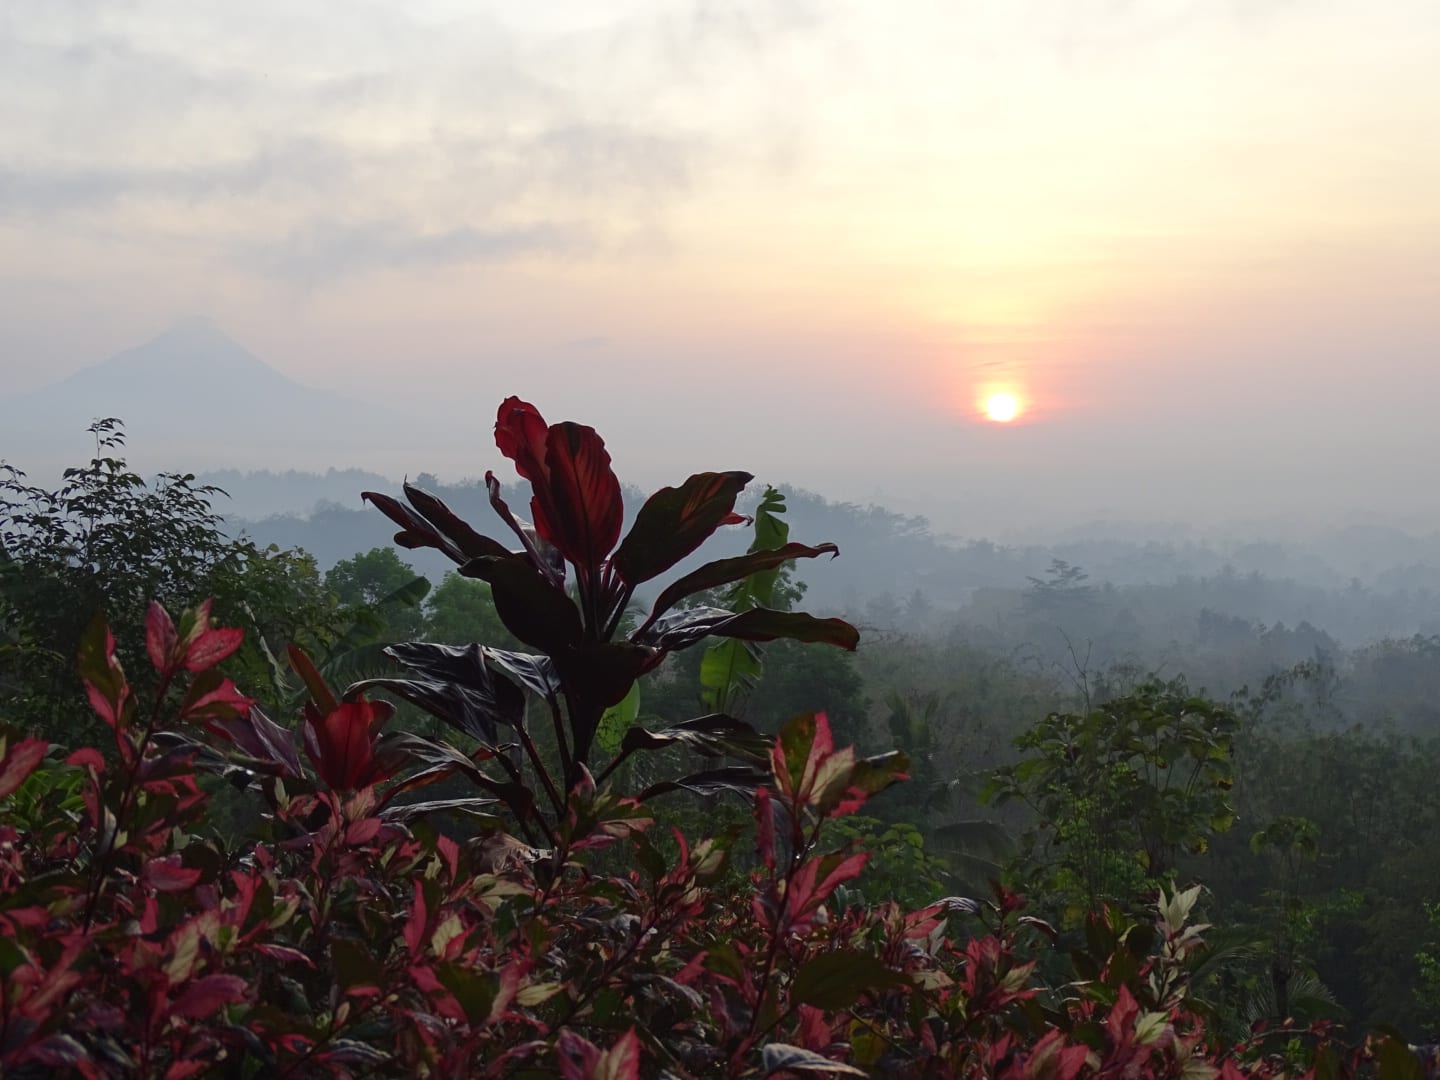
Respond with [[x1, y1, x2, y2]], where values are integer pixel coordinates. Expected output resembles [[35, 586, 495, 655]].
[[0, 0, 833, 286], [247, 219, 590, 282]]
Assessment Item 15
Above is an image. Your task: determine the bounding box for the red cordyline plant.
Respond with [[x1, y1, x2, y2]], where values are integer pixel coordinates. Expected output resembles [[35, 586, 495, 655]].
[[0, 607, 1411, 1076], [356, 396, 860, 826]]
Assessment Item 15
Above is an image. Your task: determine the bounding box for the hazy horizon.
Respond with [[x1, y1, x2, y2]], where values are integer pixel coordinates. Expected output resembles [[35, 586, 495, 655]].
[[3, 1, 1438, 539]]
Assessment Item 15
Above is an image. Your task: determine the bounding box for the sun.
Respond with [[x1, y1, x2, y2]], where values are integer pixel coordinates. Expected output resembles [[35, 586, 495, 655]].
[[983, 392, 1021, 423]]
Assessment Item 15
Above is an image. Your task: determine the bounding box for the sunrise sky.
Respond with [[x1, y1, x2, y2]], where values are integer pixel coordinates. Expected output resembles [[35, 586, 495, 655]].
[[2, 1, 1437, 533]]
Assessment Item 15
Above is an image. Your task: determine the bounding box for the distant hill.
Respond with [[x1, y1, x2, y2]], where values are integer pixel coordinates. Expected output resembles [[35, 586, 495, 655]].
[[195, 467, 397, 520], [0, 318, 403, 475]]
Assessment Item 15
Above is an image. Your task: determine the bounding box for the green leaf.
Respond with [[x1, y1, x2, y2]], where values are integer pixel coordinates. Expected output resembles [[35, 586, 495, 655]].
[[699, 637, 761, 715], [596, 681, 640, 755]]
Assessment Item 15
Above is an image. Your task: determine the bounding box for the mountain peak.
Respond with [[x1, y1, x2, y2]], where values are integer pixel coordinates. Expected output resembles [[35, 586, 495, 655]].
[[75, 318, 276, 385]]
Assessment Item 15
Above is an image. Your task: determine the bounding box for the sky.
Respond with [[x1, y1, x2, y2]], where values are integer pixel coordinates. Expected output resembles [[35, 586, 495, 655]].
[[2, 0, 1438, 536]]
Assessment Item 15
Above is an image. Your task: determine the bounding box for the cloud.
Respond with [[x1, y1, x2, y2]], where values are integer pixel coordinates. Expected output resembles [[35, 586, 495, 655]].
[[246, 219, 591, 282]]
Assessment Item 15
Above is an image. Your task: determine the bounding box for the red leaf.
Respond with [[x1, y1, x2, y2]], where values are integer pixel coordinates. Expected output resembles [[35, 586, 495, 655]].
[[611, 471, 753, 586], [494, 396, 552, 486], [170, 974, 248, 1019], [184, 626, 244, 672], [0, 736, 48, 799], [84, 681, 123, 729], [146, 600, 178, 674], [785, 850, 869, 928], [288, 644, 339, 715], [144, 854, 203, 893], [255, 944, 314, 967], [303, 700, 388, 791], [181, 675, 254, 723], [65, 747, 105, 773], [345, 817, 383, 846], [538, 421, 624, 571], [1107, 983, 1141, 1046]]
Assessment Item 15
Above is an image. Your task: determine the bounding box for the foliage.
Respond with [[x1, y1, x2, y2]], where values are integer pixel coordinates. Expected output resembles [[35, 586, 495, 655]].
[[0, 421, 346, 742], [358, 396, 859, 825], [422, 572, 516, 650], [323, 547, 430, 641], [699, 486, 805, 716], [985, 680, 1238, 924], [7, 601, 1423, 1076]]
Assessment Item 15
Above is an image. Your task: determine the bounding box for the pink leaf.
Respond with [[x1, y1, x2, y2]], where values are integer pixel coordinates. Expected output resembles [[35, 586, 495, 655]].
[[0, 737, 48, 799], [1106, 983, 1140, 1046], [146, 600, 178, 675], [165, 1061, 210, 1080], [181, 676, 253, 722], [65, 747, 105, 773], [255, 944, 314, 967], [84, 679, 129, 731], [144, 854, 202, 893], [184, 626, 244, 672]]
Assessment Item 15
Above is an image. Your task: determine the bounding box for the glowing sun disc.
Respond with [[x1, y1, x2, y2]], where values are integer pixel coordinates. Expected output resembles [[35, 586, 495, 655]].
[[984, 393, 1021, 423]]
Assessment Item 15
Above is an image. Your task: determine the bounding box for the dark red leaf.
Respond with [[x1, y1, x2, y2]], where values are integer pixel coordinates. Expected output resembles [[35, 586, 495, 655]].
[[404, 879, 428, 958], [640, 607, 860, 652], [362, 489, 466, 563], [402, 481, 512, 561], [459, 555, 582, 655], [486, 472, 565, 583], [637, 765, 769, 802], [537, 421, 624, 572], [556, 1029, 601, 1080], [303, 700, 391, 791], [170, 974, 248, 1018], [288, 644, 339, 715], [494, 396, 551, 486], [611, 471, 753, 586], [203, 705, 303, 778], [637, 543, 840, 632]]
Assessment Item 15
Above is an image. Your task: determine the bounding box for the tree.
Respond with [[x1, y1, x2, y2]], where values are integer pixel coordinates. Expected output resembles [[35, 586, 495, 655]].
[[422, 572, 515, 648], [985, 679, 1238, 924], [0, 421, 348, 739], [324, 547, 427, 640]]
